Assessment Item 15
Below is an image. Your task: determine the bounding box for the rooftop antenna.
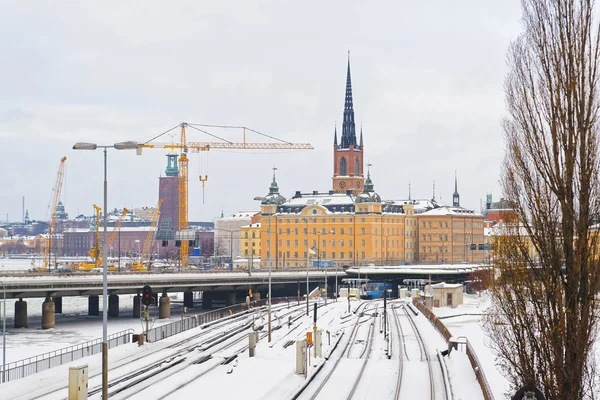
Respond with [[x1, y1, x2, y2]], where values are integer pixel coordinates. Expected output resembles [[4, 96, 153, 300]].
[[408, 181, 412, 201], [432, 180, 436, 202]]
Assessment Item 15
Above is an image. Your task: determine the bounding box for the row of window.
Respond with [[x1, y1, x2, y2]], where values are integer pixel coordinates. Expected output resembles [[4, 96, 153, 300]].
[[421, 234, 449, 242], [274, 239, 405, 248], [275, 216, 405, 224], [273, 250, 403, 259]]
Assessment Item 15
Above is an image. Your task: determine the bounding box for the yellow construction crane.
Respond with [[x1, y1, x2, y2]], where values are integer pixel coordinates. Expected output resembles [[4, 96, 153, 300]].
[[136, 122, 313, 269], [78, 207, 128, 271], [40, 156, 67, 271], [131, 199, 163, 272]]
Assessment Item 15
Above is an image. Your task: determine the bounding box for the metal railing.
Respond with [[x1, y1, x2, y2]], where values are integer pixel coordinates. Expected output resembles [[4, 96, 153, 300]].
[[147, 297, 296, 343], [0, 329, 133, 383]]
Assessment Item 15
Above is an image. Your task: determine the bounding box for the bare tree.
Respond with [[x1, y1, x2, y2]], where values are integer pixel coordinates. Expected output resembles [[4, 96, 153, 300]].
[[484, 1, 600, 398]]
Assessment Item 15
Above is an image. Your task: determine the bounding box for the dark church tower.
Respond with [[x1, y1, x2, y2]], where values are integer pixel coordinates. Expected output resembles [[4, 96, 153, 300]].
[[453, 171, 460, 207], [333, 57, 365, 194]]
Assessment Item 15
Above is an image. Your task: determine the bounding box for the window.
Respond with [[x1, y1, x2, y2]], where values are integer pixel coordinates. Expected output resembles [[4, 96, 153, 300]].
[[252, 249, 256, 255], [286, 228, 290, 235], [349, 240, 353, 247], [332, 218, 336, 223], [341, 218, 345, 223], [341, 228, 345, 235], [294, 251, 298, 258], [332, 240, 336, 247], [287, 219, 290, 223], [422, 222, 426, 228], [304, 239, 308, 246], [286, 240, 290, 246], [245, 232, 248, 238], [322, 218, 327, 223], [331, 228, 336, 234], [312, 240, 316, 247], [439, 222, 442, 228], [444, 222, 448, 228], [267, 240, 270, 246], [349, 228, 353, 235], [312, 228, 316, 234], [428, 222, 432, 228], [332, 252, 336, 259], [278, 228, 282, 234], [340, 252, 345, 259], [251, 232, 255, 238], [245, 249, 248, 255], [340, 157, 347, 176], [322, 239, 326, 247], [355, 160, 359, 176], [362, 218, 365, 222], [245, 241, 248, 247], [349, 218, 353, 222], [361, 251, 366, 259], [422, 234, 426, 242], [361, 239, 365, 246], [252, 242, 255, 246], [303, 228, 307, 235], [340, 240, 344, 247], [294, 240, 298, 247], [294, 228, 298, 235], [286, 251, 290, 258], [278, 240, 282, 246]]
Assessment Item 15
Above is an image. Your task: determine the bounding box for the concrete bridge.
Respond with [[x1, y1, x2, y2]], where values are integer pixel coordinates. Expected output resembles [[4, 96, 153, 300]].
[[0, 270, 336, 330]]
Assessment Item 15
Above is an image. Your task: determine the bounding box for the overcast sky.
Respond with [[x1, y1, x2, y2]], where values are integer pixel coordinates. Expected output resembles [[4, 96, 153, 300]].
[[0, 1, 522, 223]]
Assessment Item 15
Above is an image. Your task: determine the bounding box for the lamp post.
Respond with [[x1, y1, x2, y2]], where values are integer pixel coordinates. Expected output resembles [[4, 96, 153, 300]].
[[73, 140, 137, 399], [300, 218, 309, 316], [268, 216, 272, 342], [1, 280, 6, 384]]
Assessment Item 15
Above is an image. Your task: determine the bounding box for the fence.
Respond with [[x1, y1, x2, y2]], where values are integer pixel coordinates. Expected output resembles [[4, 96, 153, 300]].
[[412, 299, 495, 400], [147, 296, 296, 343], [1, 329, 133, 383]]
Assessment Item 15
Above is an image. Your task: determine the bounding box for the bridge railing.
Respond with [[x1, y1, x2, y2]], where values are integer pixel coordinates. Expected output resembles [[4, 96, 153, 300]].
[[0, 329, 133, 384]]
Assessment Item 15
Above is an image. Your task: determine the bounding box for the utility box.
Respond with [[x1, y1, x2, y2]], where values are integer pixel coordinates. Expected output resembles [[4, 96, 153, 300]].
[[314, 330, 323, 357], [296, 340, 307, 375], [68, 365, 88, 400]]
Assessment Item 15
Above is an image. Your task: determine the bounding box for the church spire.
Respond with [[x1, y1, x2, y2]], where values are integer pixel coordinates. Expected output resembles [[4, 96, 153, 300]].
[[340, 53, 357, 148], [453, 170, 460, 207], [334, 125, 338, 146], [359, 125, 363, 148]]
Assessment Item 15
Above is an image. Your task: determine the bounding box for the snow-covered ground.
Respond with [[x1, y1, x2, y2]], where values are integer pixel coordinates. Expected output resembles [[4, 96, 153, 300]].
[[1, 297, 486, 400], [0, 293, 195, 364]]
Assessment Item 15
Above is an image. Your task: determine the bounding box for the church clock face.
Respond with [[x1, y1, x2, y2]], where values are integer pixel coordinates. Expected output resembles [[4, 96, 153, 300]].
[[339, 181, 346, 188]]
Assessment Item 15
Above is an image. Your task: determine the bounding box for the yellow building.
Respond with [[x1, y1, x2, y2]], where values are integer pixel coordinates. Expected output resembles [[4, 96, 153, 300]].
[[240, 221, 261, 258]]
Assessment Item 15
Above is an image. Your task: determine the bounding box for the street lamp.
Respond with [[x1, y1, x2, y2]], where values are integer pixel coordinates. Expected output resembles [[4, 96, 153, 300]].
[[0, 280, 6, 383], [73, 140, 137, 399], [299, 218, 310, 316]]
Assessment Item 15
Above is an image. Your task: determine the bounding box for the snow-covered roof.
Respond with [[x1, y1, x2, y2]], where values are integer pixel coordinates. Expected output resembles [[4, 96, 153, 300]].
[[220, 211, 258, 220], [388, 199, 440, 213], [240, 222, 261, 229], [65, 227, 157, 233], [284, 193, 354, 207], [419, 206, 482, 217], [431, 282, 463, 289]]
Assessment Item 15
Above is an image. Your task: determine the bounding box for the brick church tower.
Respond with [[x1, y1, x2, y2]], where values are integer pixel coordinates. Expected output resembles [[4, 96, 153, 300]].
[[333, 58, 364, 194]]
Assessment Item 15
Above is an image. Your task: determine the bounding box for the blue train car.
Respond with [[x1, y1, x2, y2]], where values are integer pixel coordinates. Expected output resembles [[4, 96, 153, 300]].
[[363, 282, 393, 299]]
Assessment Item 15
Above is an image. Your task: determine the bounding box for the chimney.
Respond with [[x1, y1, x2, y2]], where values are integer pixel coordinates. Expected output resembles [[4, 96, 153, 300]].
[[329, 190, 335, 195], [346, 189, 353, 196], [294, 191, 301, 198]]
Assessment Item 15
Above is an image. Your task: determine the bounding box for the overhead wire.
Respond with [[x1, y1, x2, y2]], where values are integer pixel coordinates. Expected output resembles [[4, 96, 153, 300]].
[[187, 123, 292, 144]]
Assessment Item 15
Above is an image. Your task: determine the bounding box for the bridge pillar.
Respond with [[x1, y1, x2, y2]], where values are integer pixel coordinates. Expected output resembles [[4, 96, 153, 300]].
[[226, 292, 236, 306], [88, 295, 99, 316], [14, 299, 27, 328], [108, 294, 119, 317], [159, 293, 170, 319], [202, 291, 212, 309], [184, 291, 194, 309], [42, 298, 55, 329], [53, 296, 62, 314], [133, 295, 141, 318]]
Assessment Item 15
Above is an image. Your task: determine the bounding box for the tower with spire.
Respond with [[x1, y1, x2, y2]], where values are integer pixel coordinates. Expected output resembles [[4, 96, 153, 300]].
[[453, 171, 460, 207], [333, 54, 365, 194]]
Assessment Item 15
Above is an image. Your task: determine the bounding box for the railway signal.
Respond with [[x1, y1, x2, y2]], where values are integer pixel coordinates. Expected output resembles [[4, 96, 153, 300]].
[[142, 285, 152, 306]]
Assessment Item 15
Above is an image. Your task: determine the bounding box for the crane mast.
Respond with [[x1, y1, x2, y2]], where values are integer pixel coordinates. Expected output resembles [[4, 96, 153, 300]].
[[132, 199, 163, 271], [44, 156, 67, 270]]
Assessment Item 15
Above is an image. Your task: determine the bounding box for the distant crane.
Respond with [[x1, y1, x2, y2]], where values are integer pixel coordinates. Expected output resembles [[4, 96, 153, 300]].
[[137, 122, 313, 269], [42, 156, 67, 271], [131, 199, 163, 272], [78, 207, 129, 271]]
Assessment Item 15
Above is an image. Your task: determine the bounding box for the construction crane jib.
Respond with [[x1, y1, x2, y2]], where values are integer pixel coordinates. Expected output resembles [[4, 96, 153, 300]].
[[43, 156, 67, 270], [135, 122, 313, 269]]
